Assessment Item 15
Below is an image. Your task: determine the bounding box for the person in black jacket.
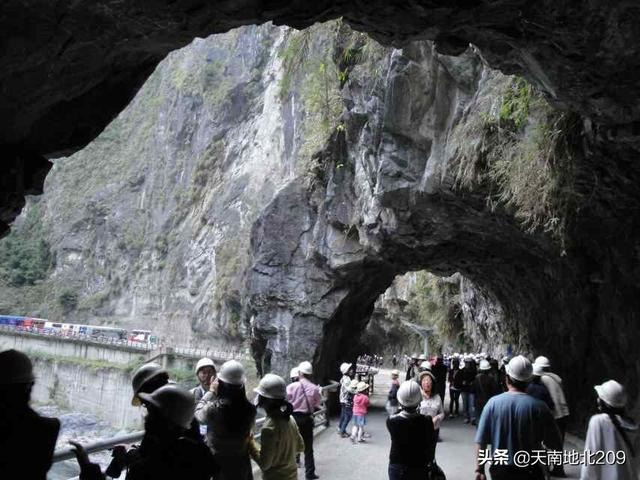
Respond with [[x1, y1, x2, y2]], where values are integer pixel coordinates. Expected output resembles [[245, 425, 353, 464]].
[[526, 363, 555, 411], [460, 357, 478, 425], [474, 360, 501, 421], [431, 356, 447, 403], [70, 384, 217, 480], [387, 381, 436, 480], [448, 357, 462, 418], [0, 349, 60, 480]]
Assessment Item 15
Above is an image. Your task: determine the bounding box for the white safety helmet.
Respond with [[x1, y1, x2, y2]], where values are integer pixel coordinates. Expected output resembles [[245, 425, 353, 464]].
[[420, 361, 432, 370], [217, 360, 246, 385], [254, 373, 287, 400], [595, 380, 627, 409], [298, 361, 313, 376], [290, 367, 299, 379], [356, 381, 369, 393], [340, 362, 352, 375], [138, 384, 195, 429], [417, 354, 427, 361], [131, 362, 169, 406], [506, 355, 533, 383], [532, 363, 545, 377], [479, 359, 491, 371], [534, 356, 551, 368], [397, 380, 422, 408], [0, 349, 35, 385], [195, 357, 216, 374], [391, 369, 400, 378]]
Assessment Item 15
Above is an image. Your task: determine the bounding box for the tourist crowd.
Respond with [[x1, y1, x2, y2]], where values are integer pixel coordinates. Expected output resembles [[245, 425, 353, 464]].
[[0, 348, 637, 480]]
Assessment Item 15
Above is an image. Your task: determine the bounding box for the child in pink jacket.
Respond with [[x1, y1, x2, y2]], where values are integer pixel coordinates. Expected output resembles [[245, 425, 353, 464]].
[[350, 381, 370, 443]]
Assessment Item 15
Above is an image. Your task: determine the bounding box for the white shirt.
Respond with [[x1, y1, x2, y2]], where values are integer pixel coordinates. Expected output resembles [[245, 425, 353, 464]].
[[420, 394, 445, 430], [540, 372, 570, 419], [581, 413, 638, 480]]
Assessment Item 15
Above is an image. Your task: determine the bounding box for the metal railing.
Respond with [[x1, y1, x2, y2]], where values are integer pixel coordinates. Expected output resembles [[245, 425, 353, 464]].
[[171, 345, 251, 362]]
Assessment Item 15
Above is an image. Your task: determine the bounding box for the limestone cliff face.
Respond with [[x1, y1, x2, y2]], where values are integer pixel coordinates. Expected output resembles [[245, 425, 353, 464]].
[[246, 27, 640, 432], [0, 23, 344, 347]]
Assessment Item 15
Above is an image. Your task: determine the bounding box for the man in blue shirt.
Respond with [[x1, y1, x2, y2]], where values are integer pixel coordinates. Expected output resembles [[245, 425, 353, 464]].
[[474, 355, 562, 480]]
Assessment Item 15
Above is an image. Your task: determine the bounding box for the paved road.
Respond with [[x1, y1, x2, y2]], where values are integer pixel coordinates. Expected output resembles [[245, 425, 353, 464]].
[[309, 368, 582, 480]]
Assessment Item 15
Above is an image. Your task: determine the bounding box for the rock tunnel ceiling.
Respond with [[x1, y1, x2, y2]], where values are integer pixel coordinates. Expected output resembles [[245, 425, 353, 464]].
[[3, 0, 640, 232], [1, 1, 640, 431]]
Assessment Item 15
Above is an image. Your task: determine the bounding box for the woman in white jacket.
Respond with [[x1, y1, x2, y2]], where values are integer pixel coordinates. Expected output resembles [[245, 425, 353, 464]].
[[581, 380, 638, 480]]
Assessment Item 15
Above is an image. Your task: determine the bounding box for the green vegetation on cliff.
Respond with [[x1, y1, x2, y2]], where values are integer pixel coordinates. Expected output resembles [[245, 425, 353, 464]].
[[453, 75, 582, 245], [0, 201, 53, 287], [407, 272, 466, 351]]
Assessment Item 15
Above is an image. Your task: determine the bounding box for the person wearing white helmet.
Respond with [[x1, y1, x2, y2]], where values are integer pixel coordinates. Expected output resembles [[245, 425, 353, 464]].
[[290, 367, 299, 383], [0, 349, 60, 480], [100, 362, 176, 479], [249, 374, 304, 480], [461, 356, 478, 425], [473, 359, 501, 421], [337, 362, 356, 437], [71, 384, 218, 480], [386, 381, 437, 480], [195, 360, 256, 480], [474, 355, 561, 480], [582, 380, 638, 480], [350, 381, 371, 443], [130, 362, 170, 406], [286, 361, 322, 480], [526, 363, 554, 411], [191, 357, 217, 403], [533, 355, 570, 478]]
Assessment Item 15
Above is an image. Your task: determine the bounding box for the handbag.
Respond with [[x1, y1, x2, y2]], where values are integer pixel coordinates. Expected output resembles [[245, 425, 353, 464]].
[[427, 461, 446, 480]]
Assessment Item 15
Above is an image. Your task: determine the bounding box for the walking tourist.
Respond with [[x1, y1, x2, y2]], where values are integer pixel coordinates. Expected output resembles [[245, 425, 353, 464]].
[[534, 355, 570, 477], [431, 356, 447, 402], [287, 360, 322, 480], [526, 363, 555, 410], [474, 359, 501, 421], [386, 381, 436, 480], [195, 360, 257, 480], [474, 355, 561, 480], [70, 384, 217, 480], [338, 362, 356, 437], [387, 369, 401, 416], [448, 356, 462, 418], [351, 381, 370, 443], [581, 380, 638, 480], [0, 349, 60, 480], [249, 374, 304, 480], [461, 356, 478, 425]]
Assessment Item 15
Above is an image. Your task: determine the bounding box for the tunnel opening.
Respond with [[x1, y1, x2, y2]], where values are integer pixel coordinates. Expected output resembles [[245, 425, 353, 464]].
[[0, 4, 639, 463]]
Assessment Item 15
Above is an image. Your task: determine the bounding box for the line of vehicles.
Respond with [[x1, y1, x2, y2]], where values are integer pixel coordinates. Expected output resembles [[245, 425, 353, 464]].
[[0, 315, 158, 346]]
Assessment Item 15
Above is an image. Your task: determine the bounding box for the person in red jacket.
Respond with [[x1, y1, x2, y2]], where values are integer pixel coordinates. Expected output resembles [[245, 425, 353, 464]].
[[351, 381, 370, 443]]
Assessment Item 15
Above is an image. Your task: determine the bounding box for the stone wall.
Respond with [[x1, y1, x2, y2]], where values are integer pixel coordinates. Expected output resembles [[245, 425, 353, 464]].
[[31, 359, 144, 430]]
